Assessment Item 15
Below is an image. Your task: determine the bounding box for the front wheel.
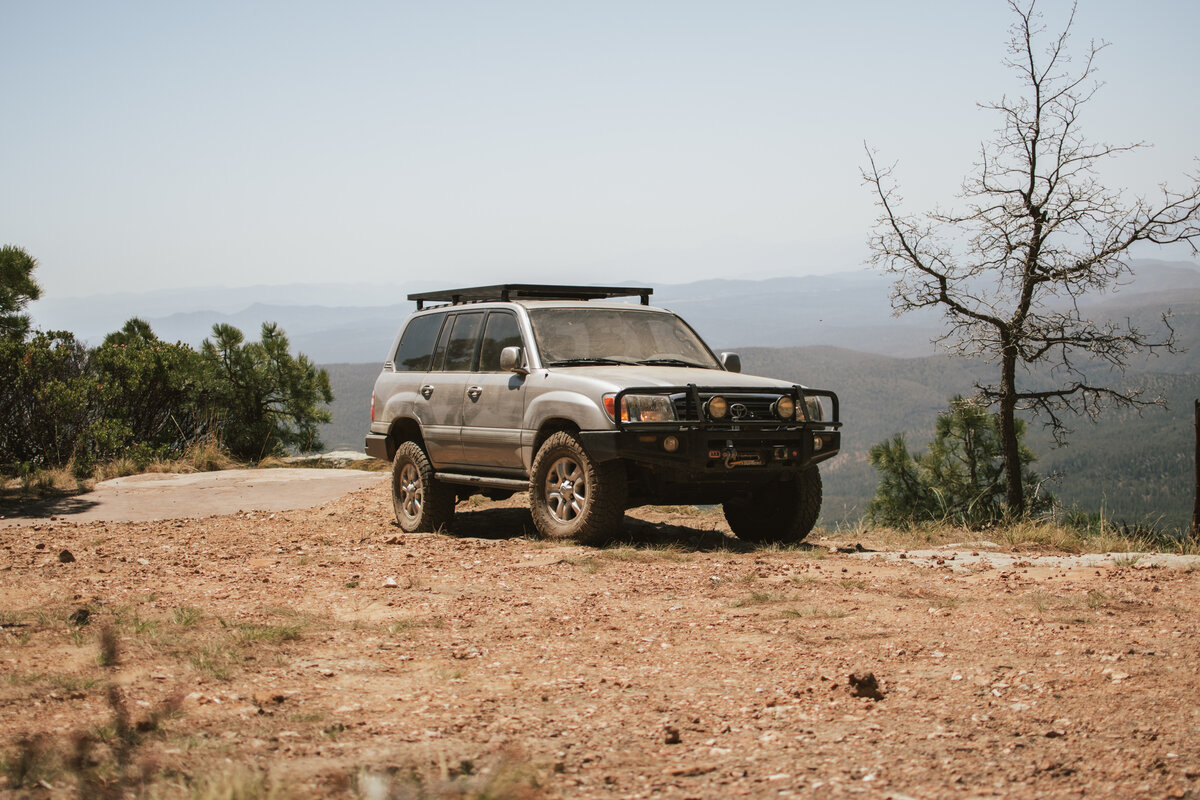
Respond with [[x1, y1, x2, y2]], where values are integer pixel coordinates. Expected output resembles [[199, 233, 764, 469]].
[[529, 431, 627, 544], [723, 467, 822, 544], [391, 441, 456, 532]]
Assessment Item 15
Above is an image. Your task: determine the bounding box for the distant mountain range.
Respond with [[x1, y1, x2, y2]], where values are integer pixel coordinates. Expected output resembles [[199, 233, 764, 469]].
[[30, 259, 1200, 364]]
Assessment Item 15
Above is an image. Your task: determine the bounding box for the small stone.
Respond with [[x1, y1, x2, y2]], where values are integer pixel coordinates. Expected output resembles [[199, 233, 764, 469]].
[[847, 671, 885, 700], [382, 576, 399, 588], [58, 549, 75, 563], [663, 725, 681, 745], [68, 608, 90, 626]]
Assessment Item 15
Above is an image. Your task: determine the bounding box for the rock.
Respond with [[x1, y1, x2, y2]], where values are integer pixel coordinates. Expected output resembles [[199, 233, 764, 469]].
[[68, 608, 90, 626], [253, 691, 287, 706], [58, 549, 75, 563], [663, 725, 681, 744], [382, 576, 399, 588], [848, 671, 885, 700]]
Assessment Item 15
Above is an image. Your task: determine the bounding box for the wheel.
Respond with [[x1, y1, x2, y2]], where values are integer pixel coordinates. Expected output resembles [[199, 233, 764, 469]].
[[723, 467, 822, 544], [529, 431, 627, 544], [391, 441, 456, 532]]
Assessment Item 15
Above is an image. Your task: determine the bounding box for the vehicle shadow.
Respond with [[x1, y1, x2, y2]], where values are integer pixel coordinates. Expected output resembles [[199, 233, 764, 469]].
[[422, 505, 824, 554]]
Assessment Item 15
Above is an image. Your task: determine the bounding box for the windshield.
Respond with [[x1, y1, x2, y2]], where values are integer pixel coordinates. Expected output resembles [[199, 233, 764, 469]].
[[528, 308, 721, 369]]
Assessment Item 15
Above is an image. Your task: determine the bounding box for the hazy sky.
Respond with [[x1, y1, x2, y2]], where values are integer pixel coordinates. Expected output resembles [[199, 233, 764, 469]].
[[4, 1, 1198, 299]]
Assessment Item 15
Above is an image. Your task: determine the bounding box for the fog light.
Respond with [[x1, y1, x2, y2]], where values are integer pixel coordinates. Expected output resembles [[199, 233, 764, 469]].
[[774, 396, 795, 420], [813, 435, 823, 451], [706, 396, 728, 419], [663, 435, 679, 453]]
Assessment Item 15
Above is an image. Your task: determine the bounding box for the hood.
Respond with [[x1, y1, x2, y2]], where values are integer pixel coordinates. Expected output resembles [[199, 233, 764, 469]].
[[539, 365, 796, 392]]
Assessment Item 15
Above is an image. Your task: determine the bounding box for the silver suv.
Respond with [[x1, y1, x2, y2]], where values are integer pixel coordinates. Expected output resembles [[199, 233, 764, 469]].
[[365, 284, 841, 544]]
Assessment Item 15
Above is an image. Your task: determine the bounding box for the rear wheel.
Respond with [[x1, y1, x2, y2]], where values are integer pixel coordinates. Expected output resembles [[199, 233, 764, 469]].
[[530, 431, 627, 544], [723, 467, 822, 544], [391, 441, 456, 532]]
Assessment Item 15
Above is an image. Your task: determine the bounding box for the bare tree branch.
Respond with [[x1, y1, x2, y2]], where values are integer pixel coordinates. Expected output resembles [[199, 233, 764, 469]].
[[862, 0, 1199, 514]]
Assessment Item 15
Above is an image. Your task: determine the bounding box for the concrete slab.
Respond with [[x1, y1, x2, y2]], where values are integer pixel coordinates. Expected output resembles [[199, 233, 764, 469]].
[[0, 468, 388, 526]]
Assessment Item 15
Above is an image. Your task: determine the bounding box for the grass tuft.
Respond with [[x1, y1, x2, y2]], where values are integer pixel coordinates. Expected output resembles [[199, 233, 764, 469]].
[[730, 590, 789, 608]]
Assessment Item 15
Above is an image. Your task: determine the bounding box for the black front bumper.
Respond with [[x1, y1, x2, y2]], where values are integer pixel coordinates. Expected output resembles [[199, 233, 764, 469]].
[[581, 424, 839, 479], [579, 383, 841, 483]]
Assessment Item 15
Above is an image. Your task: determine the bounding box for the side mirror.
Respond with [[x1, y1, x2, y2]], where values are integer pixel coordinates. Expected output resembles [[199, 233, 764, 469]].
[[721, 352, 741, 373], [500, 346, 527, 375]]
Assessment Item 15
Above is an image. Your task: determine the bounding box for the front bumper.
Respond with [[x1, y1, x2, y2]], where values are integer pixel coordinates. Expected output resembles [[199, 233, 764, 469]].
[[579, 383, 841, 480], [581, 424, 839, 478]]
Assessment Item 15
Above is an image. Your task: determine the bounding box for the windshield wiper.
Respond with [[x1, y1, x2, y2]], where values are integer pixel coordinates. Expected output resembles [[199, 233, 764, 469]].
[[636, 358, 707, 368], [545, 357, 635, 367]]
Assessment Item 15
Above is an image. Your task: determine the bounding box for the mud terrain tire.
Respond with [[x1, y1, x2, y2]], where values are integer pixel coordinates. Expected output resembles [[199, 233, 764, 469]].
[[530, 431, 627, 544], [723, 467, 821, 544], [391, 441, 456, 532]]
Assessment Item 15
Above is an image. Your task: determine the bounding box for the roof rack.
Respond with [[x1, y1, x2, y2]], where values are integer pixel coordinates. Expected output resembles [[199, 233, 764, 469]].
[[408, 284, 653, 310]]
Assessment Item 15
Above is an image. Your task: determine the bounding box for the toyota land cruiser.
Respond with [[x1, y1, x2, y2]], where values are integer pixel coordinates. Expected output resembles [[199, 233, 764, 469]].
[[365, 284, 842, 543]]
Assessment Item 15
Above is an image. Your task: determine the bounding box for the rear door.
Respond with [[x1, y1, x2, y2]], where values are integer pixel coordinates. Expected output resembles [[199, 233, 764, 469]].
[[421, 311, 484, 467], [460, 310, 528, 470]]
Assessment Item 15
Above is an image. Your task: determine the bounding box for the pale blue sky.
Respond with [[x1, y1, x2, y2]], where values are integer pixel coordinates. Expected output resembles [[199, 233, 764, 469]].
[[3, 1, 1197, 298]]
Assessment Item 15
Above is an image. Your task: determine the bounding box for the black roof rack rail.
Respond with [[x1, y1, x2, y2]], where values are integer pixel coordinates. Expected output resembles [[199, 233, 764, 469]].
[[408, 284, 653, 310]]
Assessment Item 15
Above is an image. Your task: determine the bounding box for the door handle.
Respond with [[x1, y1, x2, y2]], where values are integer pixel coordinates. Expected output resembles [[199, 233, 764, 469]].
[[467, 386, 483, 401], [420, 384, 434, 399]]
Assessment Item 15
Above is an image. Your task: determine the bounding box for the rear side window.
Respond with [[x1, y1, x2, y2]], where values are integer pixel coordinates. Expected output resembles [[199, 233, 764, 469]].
[[393, 313, 444, 372], [478, 312, 523, 371], [441, 312, 484, 371]]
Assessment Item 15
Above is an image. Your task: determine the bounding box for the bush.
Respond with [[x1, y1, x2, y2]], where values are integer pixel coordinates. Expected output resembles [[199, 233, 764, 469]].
[[200, 322, 333, 461], [0, 317, 333, 475], [0, 330, 92, 471], [868, 395, 1049, 527]]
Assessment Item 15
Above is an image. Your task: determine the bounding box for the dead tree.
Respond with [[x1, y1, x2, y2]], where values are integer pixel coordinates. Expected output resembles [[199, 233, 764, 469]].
[[863, 0, 1200, 515]]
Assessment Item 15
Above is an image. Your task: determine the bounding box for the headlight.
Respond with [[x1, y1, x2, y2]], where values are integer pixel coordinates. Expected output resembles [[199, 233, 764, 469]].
[[705, 395, 728, 419], [773, 396, 795, 420], [805, 397, 823, 421], [605, 393, 676, 422]]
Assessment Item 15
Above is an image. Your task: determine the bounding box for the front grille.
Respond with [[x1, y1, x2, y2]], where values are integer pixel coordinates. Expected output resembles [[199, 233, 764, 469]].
[[672, 392, 783, 422]]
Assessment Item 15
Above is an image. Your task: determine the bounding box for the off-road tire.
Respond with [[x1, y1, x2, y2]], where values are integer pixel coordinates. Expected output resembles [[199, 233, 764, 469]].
[[723, 467, 822, 544], [530, 431, 627, 544], [391, 441, 456, 532]]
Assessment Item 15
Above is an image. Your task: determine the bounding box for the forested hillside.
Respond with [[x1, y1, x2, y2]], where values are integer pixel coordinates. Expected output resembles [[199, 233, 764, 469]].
[[319, 346, 1197, 533]]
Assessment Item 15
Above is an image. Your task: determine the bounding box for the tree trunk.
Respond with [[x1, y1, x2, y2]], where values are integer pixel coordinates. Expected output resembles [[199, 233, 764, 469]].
[[999, 348, 1025, 516]]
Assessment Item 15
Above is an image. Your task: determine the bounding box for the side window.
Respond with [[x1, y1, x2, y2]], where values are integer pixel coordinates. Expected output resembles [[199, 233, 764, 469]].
[[442, 312, 484, 372], [430, 315, 455, 371], [478, 312, 523, 371], [392, 313, 444, 372]]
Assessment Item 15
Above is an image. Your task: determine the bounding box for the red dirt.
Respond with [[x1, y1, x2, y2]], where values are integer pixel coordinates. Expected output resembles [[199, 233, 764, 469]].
[[2, 484, 1198, 798]]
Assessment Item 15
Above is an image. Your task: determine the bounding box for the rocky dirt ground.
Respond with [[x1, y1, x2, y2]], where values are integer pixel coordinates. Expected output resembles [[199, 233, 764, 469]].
[[2, 483, 1199, 799]]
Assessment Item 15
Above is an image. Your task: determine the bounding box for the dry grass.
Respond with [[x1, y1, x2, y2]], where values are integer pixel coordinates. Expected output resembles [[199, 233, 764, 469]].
[[182, 436, 240, 472], [837, 514, 1193, 555]]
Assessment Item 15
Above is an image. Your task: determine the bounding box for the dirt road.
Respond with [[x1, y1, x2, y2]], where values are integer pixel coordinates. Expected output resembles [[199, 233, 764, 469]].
[[0, 468, 387, 527], [2, 483, 1198, 798]]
